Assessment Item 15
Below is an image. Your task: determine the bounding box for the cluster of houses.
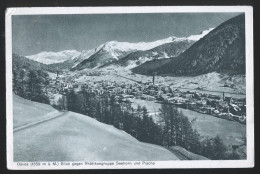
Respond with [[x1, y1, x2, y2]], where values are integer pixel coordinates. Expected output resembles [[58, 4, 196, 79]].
[[48, 74, 246, 124]]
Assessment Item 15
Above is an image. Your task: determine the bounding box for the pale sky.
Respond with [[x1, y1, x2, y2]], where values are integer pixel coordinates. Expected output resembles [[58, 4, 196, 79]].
[[12, 13, 241, 56]]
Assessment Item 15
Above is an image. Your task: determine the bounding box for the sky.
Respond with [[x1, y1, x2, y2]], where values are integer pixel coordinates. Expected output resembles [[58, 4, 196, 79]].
[[12, 13, 241, 56]]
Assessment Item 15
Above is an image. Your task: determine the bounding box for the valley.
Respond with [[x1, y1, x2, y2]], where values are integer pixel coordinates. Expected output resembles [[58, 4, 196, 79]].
[[12, 13, 247, 161], [46, 68, 246, 147]]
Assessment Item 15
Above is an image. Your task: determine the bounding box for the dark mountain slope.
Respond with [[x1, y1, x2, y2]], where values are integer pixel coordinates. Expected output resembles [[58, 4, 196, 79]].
[[132, 58, 172, 75], [136, 14, 245, 76]]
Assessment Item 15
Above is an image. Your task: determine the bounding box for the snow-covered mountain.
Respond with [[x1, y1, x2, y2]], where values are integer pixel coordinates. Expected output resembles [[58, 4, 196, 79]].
[[97, 37, 176, 53], [101, 39, 195, 70], [72, 28, 214, 71], [99, 28, 214, 70], [35, 37, 178, 70], [133, 14, 245, 76], [47, 49, 96, 70], [26, 50, 81, 65], [26, 28, 214, 70], [70, 37, 180, 70]]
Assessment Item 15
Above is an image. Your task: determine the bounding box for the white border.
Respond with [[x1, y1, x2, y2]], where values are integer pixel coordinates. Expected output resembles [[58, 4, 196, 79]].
[[6, 6, 254, 170]]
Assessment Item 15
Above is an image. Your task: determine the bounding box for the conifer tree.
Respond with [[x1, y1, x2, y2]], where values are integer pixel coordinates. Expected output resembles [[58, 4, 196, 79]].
[[66, 89, 78, 112], [26, 70, 49, 104], [201, 138, 214, 159], [212, 135, 227, 160]]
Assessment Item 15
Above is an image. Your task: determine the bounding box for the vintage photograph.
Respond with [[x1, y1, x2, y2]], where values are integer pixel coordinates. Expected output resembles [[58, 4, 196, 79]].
[[6, 7, 254, 169]]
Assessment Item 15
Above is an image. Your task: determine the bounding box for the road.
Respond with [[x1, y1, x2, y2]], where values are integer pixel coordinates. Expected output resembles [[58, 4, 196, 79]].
[[114, 73, 142, 84], [167, 148, 192, 160], [14, 111, 65, 132]]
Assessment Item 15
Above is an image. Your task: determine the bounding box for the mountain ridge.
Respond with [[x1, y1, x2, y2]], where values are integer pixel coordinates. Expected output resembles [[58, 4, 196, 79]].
[[73, 28, 214, 70], [133, 14, 245, 76], [100, 39, 195, 70], [25, 28, 214, 71]]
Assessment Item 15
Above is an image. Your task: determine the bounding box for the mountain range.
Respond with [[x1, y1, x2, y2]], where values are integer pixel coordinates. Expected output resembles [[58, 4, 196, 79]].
[[26, 36, 178, 70], [74, 28, 213, 70], [24, 28, 213, 71], [18, 14, 245, 77]]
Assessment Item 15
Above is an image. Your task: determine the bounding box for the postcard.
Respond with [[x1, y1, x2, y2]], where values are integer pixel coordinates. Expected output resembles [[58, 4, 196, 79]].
[[6, 6, 254, 169]]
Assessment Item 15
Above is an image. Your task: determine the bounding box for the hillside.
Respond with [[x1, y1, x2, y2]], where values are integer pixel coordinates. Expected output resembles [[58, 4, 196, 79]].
[[12, 53, 56, 72], [13, 94, 58, 128], [13, 94, 180, 161], [136, 14, 245, 76]]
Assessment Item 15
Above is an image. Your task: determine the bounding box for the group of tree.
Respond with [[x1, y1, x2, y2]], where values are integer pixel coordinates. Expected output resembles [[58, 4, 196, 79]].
[[13, 67, 50, 104], [54, 88, 241, 160]]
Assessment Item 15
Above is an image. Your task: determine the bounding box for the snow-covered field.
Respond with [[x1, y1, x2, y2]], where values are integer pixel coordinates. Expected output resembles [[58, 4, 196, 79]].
[[13, 94, 179, 161], [179, 108, 246, 146], [129, 98, 246, 146], [13, 94, 58, 128]]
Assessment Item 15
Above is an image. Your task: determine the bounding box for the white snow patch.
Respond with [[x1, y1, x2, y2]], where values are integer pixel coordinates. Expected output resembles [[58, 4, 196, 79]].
[[26, 50, 80, 64], [187, 28, 214, 41], [100, 37, 176, 53], [124, 56, 155, 70], [174, 28, 214, 42]]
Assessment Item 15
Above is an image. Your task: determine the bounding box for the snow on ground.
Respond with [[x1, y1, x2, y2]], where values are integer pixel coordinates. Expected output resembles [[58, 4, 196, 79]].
[[179, 108, 246, 146], [13, 94, 179, 161], [129, 98, 246, 146], [13, 94, 58, 128], [129, 98, 162, 123], [47, 71, 57, 79]]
